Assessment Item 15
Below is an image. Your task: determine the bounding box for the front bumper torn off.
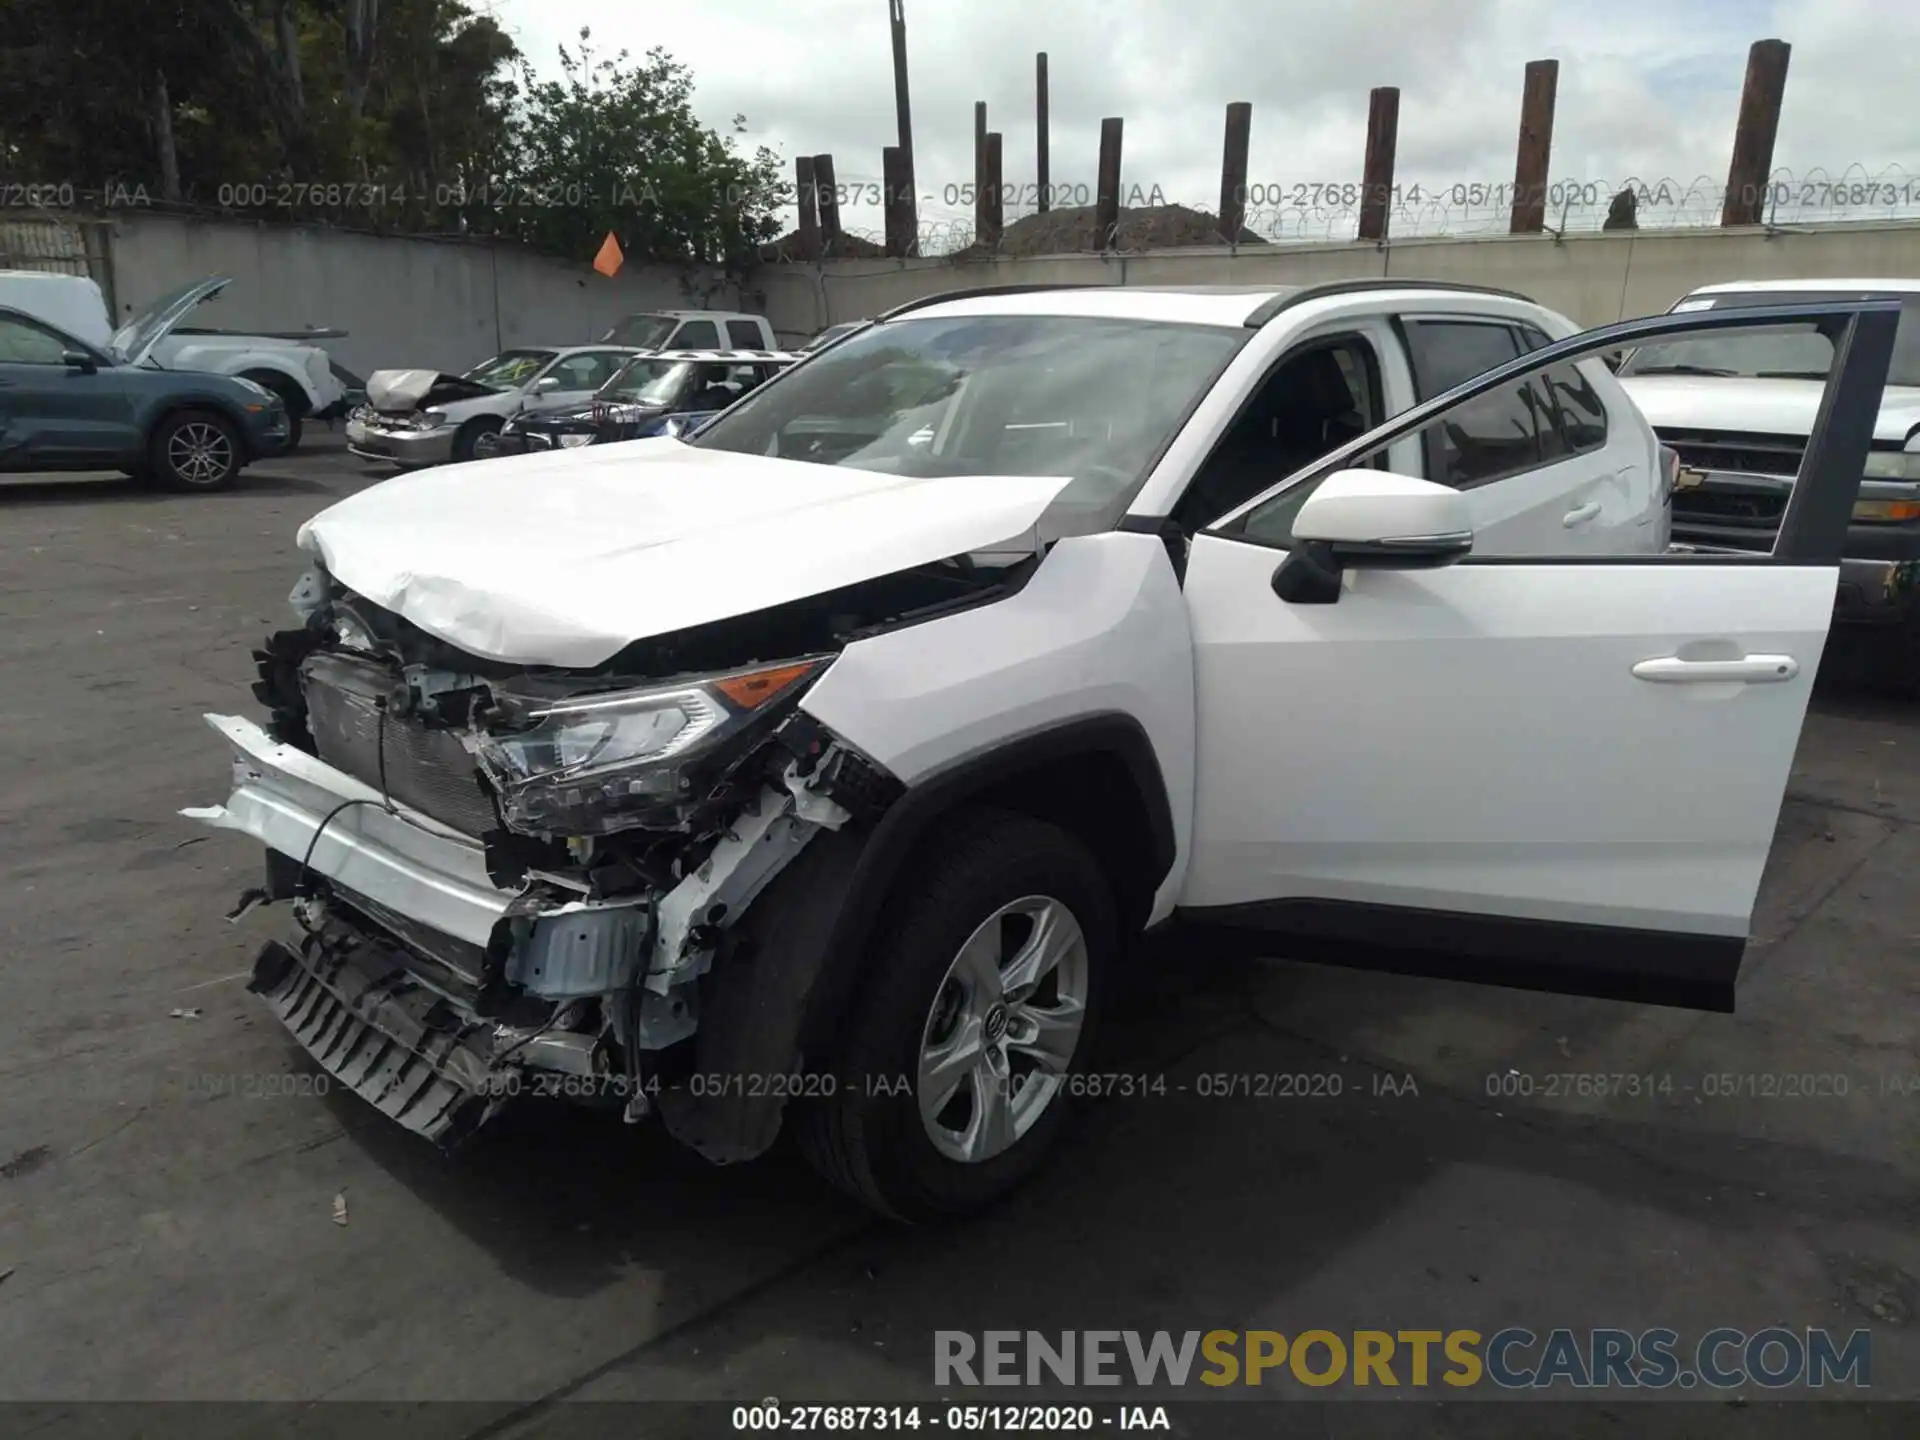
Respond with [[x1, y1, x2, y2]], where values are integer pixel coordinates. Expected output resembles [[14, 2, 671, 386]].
[[184, 713, 651, 1141]]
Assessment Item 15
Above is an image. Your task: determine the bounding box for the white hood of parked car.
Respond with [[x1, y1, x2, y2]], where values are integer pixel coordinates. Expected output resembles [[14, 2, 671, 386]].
[[1619, 374, 1920, 445], [296, 442, 1073, 667]]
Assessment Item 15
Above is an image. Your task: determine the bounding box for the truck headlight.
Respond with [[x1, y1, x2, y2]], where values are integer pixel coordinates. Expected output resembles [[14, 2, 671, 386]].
[[1863, 451, 1920, 480], [1855, 451, 1920, 522], [473, 657, 831, 836], [557, 432, 595, 448]]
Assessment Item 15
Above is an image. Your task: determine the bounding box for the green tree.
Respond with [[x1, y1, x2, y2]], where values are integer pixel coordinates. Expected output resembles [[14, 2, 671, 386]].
[[494, 31, 786, 275]]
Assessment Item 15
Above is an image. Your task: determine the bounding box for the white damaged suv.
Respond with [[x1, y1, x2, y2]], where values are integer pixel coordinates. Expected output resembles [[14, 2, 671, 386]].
[[187, 281, 1897, 1221]]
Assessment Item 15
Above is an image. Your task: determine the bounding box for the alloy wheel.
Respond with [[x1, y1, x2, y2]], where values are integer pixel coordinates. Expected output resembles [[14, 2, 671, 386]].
[[167, 422, 233, 486], [917, 895, 1089, 1164]]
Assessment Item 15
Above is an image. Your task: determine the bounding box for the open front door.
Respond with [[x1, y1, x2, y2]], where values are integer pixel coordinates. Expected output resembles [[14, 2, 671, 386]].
[[1177, 298, 1900, 1010]]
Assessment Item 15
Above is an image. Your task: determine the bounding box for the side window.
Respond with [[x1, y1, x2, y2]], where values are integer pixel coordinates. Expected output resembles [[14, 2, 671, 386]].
[[1401, 319, 1560, 490], [690, 363, 738, 408], [1177, 334, 1384, 529], [1511, 324, 1609, 456], [550, 352, 621, 390], [1541, 361, 1609, 452], [726, 320, 763, 349], [673, 320, 720, 350], [0, 315, 74, 365]]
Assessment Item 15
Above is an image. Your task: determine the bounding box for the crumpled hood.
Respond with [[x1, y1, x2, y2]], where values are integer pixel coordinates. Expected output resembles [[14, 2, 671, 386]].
[[296, 442, 1073, 667], [366, 369, 497, 412], [1620, 375, 1920, 445]]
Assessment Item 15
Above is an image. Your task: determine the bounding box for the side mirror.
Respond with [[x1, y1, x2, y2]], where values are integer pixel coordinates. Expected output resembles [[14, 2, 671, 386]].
[[659, 416, 689, 440], [62, 350, 97, 374], [1273, 470, 1473, 604], [1600, 350, 1625, 373], [533, 375, 561, 392]]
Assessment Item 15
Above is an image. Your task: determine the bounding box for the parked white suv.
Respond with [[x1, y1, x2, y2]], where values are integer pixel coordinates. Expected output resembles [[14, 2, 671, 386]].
[[186, 281, 1895, 1222]]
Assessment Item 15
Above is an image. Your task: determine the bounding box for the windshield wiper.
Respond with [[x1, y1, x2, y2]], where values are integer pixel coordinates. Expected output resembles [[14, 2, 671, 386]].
[[1622, 363, 1741, 378], [1754, 370, 1830, 380]]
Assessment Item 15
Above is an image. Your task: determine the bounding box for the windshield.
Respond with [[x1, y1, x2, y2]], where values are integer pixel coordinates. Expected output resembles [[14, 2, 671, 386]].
[[1619, 292, 1920, 387], [601, 357, 692, 405], [600, 314, 679, 348], [805, 323, 862, 351], [691, 314, 1248, 529], [463, 350, 556, 389]]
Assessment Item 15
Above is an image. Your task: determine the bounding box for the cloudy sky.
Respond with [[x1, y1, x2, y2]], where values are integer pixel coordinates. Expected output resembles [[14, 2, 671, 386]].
[[491, 0, 1920, 242]]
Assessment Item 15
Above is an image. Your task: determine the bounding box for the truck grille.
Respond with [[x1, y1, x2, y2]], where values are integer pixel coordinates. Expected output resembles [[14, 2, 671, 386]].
[[301, 652, 500, 837], [1659, 429, 1803, 530], [1660, 430, 1806, 479]]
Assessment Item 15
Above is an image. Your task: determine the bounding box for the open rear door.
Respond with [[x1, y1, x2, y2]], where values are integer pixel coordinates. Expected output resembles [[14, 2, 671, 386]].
[[1177, 298, 1900, 1010]]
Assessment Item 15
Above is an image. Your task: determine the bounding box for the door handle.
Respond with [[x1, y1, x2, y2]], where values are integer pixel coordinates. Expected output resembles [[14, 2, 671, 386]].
[[1632, 655, 1800, 684], [1562, 500, 1603, 526]]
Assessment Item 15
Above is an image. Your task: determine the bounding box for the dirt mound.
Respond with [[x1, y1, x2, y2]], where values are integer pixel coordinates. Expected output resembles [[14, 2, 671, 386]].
[[958, 202, 1266, 257], [758, 230, 889, 262]]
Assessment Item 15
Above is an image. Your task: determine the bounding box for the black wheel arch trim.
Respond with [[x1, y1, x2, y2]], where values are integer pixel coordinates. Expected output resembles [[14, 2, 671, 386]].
[[665, 711, 1178, 1163], [798, 711, 1177, 1050]]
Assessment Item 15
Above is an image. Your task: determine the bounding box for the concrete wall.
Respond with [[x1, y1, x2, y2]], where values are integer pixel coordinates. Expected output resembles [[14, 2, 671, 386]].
[[758, 220, 1920, 336], [97, 213, 739, 378], [29, 208, 1920, 374]]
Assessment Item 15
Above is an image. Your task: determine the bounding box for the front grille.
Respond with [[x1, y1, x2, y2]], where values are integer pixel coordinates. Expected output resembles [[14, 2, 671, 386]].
[[301, 651, 500, 837], [1659, 429, 1803, 532], [1674, 487, 1789, 525], [1661, 429, 1806, 479]]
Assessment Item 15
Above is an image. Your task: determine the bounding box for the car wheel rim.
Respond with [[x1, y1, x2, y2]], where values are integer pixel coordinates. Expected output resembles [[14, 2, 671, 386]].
[[168, 423, 232, 484], [917, 895, 1089, 1165], [472, 431, 498, 458]]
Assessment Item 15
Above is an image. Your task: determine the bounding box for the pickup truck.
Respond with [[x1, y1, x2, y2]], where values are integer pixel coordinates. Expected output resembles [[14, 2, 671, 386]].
[[601, 309, 778, 352], [1616, 278, 1920, 696], [185, 280, 1896, 1223]]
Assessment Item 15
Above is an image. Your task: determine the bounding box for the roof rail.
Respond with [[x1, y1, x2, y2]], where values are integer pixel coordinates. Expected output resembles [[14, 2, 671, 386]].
[[1242, 277, 1538, 328], [878, 283, 1116, 321]]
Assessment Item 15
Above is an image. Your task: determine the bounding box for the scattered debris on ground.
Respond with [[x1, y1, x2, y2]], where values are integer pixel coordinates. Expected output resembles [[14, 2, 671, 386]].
[[1, 1146, 53, 1181], [168, 1007, 201, 1019], [332, 1192, 349, 1226]]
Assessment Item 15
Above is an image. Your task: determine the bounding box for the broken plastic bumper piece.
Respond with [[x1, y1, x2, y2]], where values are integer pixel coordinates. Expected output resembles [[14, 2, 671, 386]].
[[247, 935, 503, 1146]]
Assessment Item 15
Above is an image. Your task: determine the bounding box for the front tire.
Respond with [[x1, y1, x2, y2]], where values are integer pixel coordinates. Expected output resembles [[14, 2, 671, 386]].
[[150, 410, 242, 492], [454, 417, 502, 463], [243, 373, 306, 454], [797, 809, 1117, 1223]]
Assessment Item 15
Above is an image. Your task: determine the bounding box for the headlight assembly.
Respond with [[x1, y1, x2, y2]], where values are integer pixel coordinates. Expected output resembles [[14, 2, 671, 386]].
[[1863, 450, 1920, 481], [472, 657, 832, 836], [557, 432, 596, 448]]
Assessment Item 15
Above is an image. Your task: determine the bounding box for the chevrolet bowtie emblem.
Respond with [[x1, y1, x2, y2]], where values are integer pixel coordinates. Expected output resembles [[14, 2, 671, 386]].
[[1673, 467, 1708, 491]]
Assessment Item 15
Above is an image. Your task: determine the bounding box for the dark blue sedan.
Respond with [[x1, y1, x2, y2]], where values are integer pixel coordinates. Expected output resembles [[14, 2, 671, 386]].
[[493, 349, 798, 455]]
